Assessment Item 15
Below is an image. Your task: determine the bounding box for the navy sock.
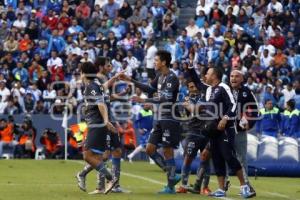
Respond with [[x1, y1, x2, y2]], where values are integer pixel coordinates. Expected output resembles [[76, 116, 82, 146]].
[[149, 152, 166, 171], [112, 157, 121, 184], [79, 164, 93, 177], [96, 162, 112, 181], [165, 158, 176, 189], [181, 164, 191, 186]]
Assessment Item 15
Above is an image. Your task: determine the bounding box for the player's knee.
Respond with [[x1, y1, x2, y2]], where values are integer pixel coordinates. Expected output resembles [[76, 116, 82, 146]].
[[112, 148, 122, 158], [83, 151, 90, 162], [163, 147, 173, 160], [146, 144, 155, 156], [184, 156, 193, 165]]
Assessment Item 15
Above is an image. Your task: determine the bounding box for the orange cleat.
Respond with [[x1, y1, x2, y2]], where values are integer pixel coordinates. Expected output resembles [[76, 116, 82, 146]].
[[176, 186, 188, 193], [202, 187, 212, 195]]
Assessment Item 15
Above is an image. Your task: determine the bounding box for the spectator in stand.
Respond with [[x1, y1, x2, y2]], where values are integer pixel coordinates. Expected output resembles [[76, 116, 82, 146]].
[[269, 28, 285, 50], [145, 39, 157, 80], [103, 0, 120, 20], [47, 50, 64, 81], [76, 0, 91, 20]]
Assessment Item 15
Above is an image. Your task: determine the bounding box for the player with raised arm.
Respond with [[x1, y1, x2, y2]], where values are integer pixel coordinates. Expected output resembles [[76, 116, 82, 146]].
[[118, 50, 182, 194]]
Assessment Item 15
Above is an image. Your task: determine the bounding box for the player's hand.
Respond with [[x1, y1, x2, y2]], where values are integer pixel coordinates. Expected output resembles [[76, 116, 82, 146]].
[[217, 118, 228, 131], [131, 96, 145, 103], [201, 149, 210, 161], [107, 122, 117, 134], [117, 72, 131, 82]]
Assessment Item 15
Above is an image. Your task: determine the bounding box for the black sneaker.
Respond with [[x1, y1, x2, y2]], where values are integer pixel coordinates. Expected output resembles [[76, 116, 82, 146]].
[[224, 180, 231, 192], [187, 183, 200, 194], [104, 179, 119, 195], [248, 184, 257, 197]]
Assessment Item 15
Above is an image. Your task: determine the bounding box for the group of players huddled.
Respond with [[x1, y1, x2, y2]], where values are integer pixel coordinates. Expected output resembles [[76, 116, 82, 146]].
[[75, 50, 258, 198]]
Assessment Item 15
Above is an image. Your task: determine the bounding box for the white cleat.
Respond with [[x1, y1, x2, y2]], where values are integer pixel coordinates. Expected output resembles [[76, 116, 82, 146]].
[[88, 189, 105, 195], [75, 173, 86, 192]]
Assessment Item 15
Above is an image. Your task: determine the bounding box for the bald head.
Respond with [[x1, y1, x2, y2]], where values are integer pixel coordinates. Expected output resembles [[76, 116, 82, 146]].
[[230, 70, 244, 89]]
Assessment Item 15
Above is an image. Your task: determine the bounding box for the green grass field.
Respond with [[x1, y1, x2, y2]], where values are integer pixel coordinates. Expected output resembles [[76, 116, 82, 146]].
[[0, 160, 299, 200]]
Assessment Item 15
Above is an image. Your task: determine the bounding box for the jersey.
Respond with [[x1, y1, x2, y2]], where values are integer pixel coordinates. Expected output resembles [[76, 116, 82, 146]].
[[232, 85, 258, 132], [83, 78, 105, 126], [132, 70, 179, 119], [97, 75, 113, 121]]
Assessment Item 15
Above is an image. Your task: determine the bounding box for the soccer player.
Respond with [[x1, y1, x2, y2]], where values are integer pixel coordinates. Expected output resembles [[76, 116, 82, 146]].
[[188, 66, 255, 198], [118, 50, 182, 194], [176, 78, 211, 195], [76, 57, 123, 194], [79, 61, 118, 194]]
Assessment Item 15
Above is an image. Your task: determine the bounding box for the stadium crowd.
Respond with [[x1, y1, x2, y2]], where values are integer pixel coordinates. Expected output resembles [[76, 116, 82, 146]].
[[1, 0, 300, 160]]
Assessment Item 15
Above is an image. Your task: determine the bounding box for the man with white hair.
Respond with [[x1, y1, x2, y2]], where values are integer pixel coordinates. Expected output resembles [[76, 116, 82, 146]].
[[225, 70, 258, 196], [185, 19, 201, 38]]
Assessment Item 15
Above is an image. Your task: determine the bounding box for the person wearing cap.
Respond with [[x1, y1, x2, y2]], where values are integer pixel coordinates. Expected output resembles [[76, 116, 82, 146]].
[[256, 99, 281, 137]]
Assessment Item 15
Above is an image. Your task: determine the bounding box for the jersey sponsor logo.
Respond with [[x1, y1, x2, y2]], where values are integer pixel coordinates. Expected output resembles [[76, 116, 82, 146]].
[[167, 83, 172, 88], [243, 91, 247, 97], [158, 84, 162, 90]]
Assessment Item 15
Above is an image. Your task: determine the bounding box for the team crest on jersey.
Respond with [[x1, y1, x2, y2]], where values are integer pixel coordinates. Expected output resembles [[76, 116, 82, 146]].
[[243, 92, 247, 97], [167, 83, 172, 88], [91, 90, 96, 96]]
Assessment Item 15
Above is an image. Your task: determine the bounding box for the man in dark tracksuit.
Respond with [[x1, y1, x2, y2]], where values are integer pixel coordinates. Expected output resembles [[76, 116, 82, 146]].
[[176, 79, 211, 195], [188, 66, 255, 198], [119, 50, 182, 194], [226, 70, 258, 195]]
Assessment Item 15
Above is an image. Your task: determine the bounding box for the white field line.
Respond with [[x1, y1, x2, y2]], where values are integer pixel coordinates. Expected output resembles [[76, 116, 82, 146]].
[[71, 160, 236, 200], [71, 160, 293, 199]]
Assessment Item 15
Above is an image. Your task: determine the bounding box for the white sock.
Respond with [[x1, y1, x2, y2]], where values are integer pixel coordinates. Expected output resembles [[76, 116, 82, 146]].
[[128, 145, 144, 159]]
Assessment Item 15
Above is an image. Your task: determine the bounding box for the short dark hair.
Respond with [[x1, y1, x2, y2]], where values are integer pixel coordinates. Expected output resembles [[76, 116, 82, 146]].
[[287, 99, 295, 110], [95, 56, 110, 67], [212, 67, 223, 81], [81, 62, 98, 79], [187, 78, 196, 85], [156, 50, 172, 68]]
